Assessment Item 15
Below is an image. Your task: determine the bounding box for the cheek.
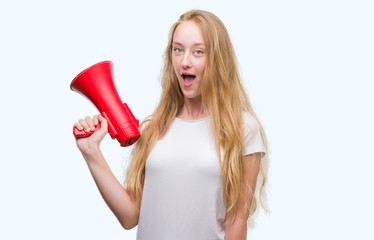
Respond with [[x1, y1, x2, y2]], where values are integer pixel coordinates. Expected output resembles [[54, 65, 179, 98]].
[[172, 57, 179, 75], [198, 59, 207, 73], [172, 55, 181, 68]]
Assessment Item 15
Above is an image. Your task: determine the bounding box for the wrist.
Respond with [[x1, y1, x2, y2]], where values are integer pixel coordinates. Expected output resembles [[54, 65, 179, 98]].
[[80, 145, 102, 160]]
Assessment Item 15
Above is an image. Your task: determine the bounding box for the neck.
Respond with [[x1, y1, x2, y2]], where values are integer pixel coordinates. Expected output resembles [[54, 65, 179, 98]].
[[177, 97, 205, 120]]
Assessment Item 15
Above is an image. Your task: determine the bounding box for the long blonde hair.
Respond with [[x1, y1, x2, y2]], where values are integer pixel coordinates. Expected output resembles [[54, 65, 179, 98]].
[[125, 9, 269, 225]]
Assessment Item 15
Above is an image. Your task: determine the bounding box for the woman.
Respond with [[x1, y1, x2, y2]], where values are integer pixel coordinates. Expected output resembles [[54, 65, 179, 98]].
[[74, 9, 269, 240]]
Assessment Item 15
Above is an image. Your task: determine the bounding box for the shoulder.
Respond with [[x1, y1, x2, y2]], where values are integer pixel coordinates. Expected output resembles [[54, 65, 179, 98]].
[[242, 111, 261, 132], [241, 111, 266, 155]]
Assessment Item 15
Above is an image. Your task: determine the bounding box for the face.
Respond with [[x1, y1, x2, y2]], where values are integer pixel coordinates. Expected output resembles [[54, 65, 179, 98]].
[[172, 20, 206, 100]]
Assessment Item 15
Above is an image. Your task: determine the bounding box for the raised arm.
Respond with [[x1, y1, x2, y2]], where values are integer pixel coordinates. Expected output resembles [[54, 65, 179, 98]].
[[74, 115, 139, 229]]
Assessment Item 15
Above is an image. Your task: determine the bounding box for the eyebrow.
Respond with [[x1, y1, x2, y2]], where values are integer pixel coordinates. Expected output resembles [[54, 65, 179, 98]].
[[172, 41, 205, 47]]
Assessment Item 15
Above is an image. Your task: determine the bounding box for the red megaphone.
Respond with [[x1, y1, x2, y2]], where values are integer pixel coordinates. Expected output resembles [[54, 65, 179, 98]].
[[71, 61, 140, 147]]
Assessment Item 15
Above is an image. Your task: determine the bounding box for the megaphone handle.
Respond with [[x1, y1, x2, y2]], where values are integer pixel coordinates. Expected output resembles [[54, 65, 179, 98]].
[[72, 113, 115, 138], [73, 124, 101, 138]]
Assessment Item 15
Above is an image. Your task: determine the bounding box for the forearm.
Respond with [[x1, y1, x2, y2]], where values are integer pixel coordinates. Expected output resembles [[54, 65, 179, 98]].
[[225, 153, 261, 239], [82, 148, 139, 229], [225, 216, 247, 240]]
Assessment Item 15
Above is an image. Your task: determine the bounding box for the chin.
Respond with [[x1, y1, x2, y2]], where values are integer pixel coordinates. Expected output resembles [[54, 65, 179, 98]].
[[183, 93, 202, 100]]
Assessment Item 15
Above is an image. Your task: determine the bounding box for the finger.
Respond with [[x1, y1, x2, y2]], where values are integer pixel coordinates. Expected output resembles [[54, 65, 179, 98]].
[[79, 118, 91, 133], [93, 115, 99, 125], [85, 116, 95, 131], [74, 123, 83, 131]]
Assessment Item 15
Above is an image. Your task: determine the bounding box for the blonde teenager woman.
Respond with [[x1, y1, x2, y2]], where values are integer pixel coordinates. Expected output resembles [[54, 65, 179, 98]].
[[74, 9, 269, 240]]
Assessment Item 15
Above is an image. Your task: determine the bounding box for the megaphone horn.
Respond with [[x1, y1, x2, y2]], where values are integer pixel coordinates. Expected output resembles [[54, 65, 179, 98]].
[[71, 61, 140, 147]]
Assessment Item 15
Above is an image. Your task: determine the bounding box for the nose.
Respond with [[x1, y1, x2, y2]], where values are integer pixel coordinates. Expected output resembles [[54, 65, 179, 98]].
[[182, 53, 192, 69]]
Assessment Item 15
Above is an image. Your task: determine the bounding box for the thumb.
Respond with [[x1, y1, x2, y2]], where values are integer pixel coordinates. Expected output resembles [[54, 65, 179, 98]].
[[89, 115, 109, 145], [97, 115, 109, 134]]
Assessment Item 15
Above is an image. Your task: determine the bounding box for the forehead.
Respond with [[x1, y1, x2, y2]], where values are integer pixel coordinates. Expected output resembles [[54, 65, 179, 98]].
[[173, 20, 205, 45]]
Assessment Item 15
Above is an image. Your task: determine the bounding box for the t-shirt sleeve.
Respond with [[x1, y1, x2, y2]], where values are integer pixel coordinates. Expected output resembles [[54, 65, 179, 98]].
[[242, 112, 266, 156]]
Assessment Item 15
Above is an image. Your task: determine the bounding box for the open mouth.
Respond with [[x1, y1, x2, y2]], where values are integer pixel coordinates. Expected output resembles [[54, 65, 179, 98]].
[[182, 73, 196, 86]]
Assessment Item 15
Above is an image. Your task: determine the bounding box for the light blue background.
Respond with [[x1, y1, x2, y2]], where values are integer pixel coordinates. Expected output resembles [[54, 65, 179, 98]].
[[1, 0, 373, 239]]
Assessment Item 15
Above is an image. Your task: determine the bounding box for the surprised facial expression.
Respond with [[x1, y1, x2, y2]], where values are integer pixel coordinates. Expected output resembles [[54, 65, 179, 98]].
[[172, 20, 206, 101]]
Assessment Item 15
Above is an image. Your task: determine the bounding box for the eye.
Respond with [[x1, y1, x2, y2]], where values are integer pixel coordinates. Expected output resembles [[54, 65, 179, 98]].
[[174, 47, 183, 53], [195, 49, 204, 55]]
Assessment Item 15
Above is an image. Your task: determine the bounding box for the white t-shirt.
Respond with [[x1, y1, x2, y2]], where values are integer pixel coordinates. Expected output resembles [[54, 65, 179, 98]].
[[136, 112, 266, 240]]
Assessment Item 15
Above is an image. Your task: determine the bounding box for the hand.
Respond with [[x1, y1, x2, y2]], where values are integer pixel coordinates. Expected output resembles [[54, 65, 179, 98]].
[[73, 115, 108, 155]]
